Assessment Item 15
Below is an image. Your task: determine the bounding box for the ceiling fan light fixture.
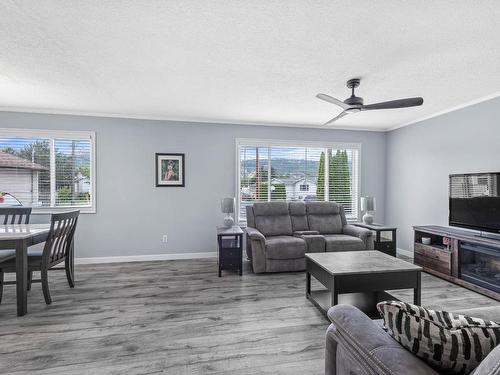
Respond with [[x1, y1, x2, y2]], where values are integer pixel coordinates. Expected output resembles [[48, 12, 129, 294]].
[[316, 78, 424, 125]]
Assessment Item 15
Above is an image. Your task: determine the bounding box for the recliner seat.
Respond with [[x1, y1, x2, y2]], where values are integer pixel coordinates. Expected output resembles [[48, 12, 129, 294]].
[[246, 201, 373, 273]]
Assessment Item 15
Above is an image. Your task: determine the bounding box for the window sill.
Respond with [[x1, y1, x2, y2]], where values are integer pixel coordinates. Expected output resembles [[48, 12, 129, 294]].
[[31, 207, 96, 215]]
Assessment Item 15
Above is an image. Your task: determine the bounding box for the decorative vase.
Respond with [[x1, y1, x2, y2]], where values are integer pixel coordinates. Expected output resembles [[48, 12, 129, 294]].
[[221, 197, 235, 228], [362, 212, 374, 225], [360, 197, 376, 225], [223, 214, 234, 228]]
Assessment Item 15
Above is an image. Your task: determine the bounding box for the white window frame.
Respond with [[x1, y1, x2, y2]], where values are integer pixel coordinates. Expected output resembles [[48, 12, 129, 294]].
[[235, 138, 361, 225], [0, 128, 96, 214]]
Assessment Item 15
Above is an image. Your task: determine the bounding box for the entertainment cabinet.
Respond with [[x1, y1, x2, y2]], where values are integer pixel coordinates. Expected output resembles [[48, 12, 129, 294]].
[[413, 225, 500, 301]]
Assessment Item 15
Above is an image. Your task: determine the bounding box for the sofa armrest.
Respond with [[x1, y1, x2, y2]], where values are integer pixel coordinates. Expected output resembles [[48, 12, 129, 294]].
[[342, 225, 374, 249], [296, 234, 325, 253], [327, 304, 438, 375], [470, 344, 500, 375], [451, 306, 500, 375], [245, 227, 266, 273], [245, 226, 266, 242]]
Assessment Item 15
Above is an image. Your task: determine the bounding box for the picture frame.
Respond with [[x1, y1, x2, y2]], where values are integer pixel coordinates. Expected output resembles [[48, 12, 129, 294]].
[[155, 153, 185, 187]]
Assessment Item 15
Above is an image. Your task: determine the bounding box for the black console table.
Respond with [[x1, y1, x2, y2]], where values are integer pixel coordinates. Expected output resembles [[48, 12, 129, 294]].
[[217, 226, 243, 277], [413, 225, 500, 301], [353, 222, 397, 257]]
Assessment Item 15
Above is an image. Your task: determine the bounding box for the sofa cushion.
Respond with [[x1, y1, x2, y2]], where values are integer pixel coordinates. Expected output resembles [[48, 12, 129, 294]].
[[253, 202, 289, 216], [265, 236, 306, 259], [289, 201, 309, 232], [323, 234, 365, 252], [306, 201, 341, 215], [253, 202, 293, 236], [377, 301, 500, 375], [308, 214, 343, 234], [306, 202, 343, 234], [293, 230, 319, 236], [289, 201, 306, 215]]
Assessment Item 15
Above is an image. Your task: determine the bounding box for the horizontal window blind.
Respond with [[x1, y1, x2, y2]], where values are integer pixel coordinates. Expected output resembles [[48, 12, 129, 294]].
[[328, 148, 359, 218], [270, 146, 324, 203], [0, 130, 95, 210], [239, 146, 269, 220], [450, 174, 499, 198], [237, 141, 360, 222]]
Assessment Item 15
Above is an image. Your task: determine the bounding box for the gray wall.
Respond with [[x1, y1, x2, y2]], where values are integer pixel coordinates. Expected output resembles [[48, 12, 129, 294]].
[[386, 97, 500, 252], [0, 111, 386, 258]]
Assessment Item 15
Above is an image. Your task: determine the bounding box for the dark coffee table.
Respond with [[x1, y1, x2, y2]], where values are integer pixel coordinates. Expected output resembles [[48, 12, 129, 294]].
[[305, 251, 422, 317]]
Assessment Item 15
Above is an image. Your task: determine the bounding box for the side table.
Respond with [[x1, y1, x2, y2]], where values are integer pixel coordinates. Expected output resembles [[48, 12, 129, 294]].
[[217, 226, 243, 277], [352, 222, 397, 257]]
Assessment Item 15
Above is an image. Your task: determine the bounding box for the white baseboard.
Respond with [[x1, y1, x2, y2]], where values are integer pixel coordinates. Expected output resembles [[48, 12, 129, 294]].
[[396, 248, 413, 258], [75, 252, 217, 265]]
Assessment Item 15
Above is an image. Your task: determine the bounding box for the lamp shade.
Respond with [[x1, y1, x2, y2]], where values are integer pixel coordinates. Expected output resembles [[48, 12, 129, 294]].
[[360, 196, 376, 212], [221, 197, 235, 214]]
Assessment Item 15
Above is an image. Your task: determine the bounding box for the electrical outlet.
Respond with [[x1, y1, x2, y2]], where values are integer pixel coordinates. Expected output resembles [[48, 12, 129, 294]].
[[162, 234, 168, 243]]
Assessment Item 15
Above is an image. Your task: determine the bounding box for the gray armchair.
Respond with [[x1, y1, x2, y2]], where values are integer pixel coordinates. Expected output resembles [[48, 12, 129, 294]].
[[326, 304, 500, 375], [245, 201, 373, 273]]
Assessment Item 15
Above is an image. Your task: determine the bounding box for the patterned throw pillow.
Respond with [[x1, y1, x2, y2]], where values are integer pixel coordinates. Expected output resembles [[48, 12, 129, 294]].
[[377, 301, 500, 375]]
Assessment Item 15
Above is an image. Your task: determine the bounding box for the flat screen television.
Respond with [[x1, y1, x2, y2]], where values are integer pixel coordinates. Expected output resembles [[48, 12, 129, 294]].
[[449, 172, 500, 233]]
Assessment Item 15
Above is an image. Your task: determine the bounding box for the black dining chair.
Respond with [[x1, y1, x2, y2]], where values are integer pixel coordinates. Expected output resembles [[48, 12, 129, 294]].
[[0, 207, 32, 224], [0, 210, 79, 305], [0, 207, 33, 303]]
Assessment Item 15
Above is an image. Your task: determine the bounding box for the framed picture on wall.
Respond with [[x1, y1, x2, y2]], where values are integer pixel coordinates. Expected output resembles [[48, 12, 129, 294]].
[[155, 153, 185, 187]]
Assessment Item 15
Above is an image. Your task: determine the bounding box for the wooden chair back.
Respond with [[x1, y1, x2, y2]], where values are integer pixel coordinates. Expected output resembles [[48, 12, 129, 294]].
[[0, 207, 32, 224], [43, 210, 79, 266]]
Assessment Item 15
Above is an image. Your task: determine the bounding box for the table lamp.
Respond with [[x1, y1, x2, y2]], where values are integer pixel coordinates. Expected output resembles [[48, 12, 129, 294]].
[[221, 197, 235, 228], [360, 196, 376, 225]]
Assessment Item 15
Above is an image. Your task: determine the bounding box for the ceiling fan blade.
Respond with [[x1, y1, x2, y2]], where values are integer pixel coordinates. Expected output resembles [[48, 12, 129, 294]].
[[323, 110, 350, 125], [316, 93, 349, 109], [361, 97, 424, 110]]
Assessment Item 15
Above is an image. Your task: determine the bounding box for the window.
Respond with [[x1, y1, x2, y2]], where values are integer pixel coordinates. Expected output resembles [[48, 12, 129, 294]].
[[237, 139, 360, 222], [0, 129, 95, 212]]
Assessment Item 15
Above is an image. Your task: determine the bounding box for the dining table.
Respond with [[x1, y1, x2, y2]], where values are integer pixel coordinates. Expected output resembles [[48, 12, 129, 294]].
[[0, 224, 51, 316]]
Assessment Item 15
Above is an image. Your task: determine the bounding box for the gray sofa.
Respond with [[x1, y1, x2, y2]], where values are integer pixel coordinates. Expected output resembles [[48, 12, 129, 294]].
[[326, 304, 500, 375], [245, 201, 374, 273]]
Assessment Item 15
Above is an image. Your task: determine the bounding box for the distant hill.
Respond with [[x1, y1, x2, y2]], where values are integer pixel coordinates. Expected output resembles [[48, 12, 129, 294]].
[[241, 158, 320, 177]]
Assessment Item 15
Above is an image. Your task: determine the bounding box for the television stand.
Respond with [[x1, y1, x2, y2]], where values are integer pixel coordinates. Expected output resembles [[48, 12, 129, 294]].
[[413, 225, 500, 301], [475, 231, 500, 241]]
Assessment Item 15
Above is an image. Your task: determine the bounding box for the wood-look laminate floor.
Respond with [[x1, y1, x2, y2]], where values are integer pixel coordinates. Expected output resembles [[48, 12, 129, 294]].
[[0, 258, 497, 375]]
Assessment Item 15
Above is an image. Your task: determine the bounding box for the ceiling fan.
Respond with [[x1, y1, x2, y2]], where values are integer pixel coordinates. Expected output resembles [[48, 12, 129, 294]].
[[316, 78, 424, 125]]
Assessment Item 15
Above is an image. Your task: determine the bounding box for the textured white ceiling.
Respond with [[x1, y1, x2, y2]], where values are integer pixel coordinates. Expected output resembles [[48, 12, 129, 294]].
[[1, 1, 499, 130]]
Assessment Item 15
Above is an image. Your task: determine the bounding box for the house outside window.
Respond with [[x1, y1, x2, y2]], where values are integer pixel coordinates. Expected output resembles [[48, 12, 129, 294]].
[[0, 129, 96, 213], [237, 139, 360, 223]]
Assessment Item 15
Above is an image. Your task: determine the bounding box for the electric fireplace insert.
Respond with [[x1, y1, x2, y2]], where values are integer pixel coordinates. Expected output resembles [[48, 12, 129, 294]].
[[460, 242, 500, 294]]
